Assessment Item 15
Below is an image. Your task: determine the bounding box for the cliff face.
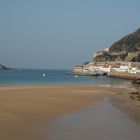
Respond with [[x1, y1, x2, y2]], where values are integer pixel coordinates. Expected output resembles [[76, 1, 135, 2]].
[[94, 28, 140, 62]]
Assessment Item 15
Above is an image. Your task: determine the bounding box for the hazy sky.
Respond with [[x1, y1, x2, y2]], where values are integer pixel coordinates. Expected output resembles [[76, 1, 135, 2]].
[[0, 0, 140, 69]]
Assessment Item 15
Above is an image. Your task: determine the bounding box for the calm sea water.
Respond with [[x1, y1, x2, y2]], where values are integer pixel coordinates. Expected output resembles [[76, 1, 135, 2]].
[[0, 69, 130, 86]]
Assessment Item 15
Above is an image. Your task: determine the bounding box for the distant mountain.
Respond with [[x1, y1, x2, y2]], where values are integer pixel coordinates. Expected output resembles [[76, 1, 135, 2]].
[[0, 64, 13, 71], [94, 28, 140, 62]]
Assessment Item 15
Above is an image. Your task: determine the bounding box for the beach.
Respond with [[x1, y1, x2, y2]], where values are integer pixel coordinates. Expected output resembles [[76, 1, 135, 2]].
[[0, 84, 129, 140], [0, 85, 123, 140]]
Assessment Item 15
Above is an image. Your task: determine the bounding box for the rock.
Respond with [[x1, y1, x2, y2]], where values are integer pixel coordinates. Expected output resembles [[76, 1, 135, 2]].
[[0, 64, 13, 71]]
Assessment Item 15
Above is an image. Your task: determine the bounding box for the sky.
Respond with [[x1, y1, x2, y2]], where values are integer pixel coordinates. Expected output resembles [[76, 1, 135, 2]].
[[0, 0, 140, 69]]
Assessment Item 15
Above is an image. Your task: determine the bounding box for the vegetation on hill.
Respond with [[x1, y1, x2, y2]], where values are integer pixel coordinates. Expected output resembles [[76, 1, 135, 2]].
[[110, 28, 140, 52], [94, 28, 140, 62]]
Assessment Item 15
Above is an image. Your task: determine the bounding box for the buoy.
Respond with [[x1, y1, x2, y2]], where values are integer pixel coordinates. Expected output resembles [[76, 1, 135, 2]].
[[43, 73, 46, 77], [75, 75, 78, 78]]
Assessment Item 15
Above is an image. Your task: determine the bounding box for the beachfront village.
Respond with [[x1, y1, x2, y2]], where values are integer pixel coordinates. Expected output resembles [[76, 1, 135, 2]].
[[74, 47, 140, 80]]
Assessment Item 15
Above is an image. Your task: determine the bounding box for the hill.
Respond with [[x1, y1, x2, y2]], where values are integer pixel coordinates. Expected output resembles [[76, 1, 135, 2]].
[[94, 28, 140, 62], [110, 28, 140, 52]]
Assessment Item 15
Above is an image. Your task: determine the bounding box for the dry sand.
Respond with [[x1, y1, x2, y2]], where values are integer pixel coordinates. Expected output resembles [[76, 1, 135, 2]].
[[0, 85, 127, 140]]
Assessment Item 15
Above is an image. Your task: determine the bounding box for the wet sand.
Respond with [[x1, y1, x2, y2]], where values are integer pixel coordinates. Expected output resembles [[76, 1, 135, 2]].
[[110, 85, 140, 123], [47, 97, 140, 140], [0, 85, 123, 140]]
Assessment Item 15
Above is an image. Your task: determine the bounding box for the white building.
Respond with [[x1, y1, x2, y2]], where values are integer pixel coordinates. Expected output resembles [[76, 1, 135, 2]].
[[112, 65, 129, 72], [130, 67, 140, 74], [104, 48, 110, 52], [101, 65, 111, 73], [74, 65, 83, 73], [93, 64, 111, 73]]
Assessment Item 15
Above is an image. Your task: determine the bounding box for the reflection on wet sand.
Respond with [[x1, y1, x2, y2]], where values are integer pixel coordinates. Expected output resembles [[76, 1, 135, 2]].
[[47, 98, 140, 140]]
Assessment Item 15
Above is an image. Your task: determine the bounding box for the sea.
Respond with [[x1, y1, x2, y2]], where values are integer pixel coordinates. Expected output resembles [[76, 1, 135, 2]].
[[0, 69, 131, 86]]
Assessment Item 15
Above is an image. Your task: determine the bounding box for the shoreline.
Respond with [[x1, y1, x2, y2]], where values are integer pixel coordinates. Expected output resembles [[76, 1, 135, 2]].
[[0, 84, 139, 140], [47, 97, 140, 140], [109, 87, 140, 123]]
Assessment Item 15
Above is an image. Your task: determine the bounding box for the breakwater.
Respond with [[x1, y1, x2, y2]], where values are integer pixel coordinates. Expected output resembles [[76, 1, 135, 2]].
[[108, 72, 140, 80], [73, 71, 99, 76], [73, 71, 140, 81]]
